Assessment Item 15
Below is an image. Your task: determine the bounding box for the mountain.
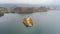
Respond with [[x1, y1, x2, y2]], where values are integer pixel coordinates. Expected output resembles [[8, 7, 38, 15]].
[[0, 3, 59, 7]]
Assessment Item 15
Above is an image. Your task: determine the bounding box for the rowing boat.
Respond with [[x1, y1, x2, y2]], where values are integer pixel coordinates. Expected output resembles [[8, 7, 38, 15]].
[[23, 17, 33, 27]]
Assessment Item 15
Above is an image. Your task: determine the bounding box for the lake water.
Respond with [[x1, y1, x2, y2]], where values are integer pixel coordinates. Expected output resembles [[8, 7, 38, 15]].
[[0, 10, 60, 34]]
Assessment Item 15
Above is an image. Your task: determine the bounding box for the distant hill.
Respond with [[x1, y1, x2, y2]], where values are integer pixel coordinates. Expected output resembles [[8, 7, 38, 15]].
[[0, 4, 60, 7], [0, 4, 41, 7]]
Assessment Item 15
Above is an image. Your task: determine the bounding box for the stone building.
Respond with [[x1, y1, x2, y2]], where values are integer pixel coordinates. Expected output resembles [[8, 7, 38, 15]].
[[14, 7, 48, 13], [32, 7, 40, 12], [14, 7, 33, 13]]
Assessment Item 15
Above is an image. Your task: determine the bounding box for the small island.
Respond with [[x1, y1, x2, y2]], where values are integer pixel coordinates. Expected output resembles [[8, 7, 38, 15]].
[[0, 6, 57, 16]]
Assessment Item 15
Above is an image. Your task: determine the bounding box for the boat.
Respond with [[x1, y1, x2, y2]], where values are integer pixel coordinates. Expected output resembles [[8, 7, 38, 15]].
[[23, 17, 33, 27]]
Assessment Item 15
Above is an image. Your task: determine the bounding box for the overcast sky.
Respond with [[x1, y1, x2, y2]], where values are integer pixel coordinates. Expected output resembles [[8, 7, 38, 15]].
[[0, 0, 59, 4]]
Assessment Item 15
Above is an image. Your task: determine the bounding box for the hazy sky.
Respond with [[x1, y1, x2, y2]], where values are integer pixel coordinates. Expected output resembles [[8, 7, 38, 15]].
[[0, 0, 59, 4]]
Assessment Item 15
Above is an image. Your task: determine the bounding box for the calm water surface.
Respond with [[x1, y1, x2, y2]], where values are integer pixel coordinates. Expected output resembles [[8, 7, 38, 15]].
[[0, 10, 60, 34]]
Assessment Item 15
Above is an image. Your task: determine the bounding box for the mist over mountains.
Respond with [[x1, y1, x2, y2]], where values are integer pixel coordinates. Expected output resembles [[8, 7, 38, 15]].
[[0, 4, 59, 7]]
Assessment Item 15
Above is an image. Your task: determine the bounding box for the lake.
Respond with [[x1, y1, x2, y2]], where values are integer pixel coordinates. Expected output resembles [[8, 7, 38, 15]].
[[0, 10, 60, 34]]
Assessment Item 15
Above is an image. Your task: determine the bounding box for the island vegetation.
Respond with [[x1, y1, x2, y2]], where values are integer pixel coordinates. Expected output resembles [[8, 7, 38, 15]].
[[0, 7, 48, 16]]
